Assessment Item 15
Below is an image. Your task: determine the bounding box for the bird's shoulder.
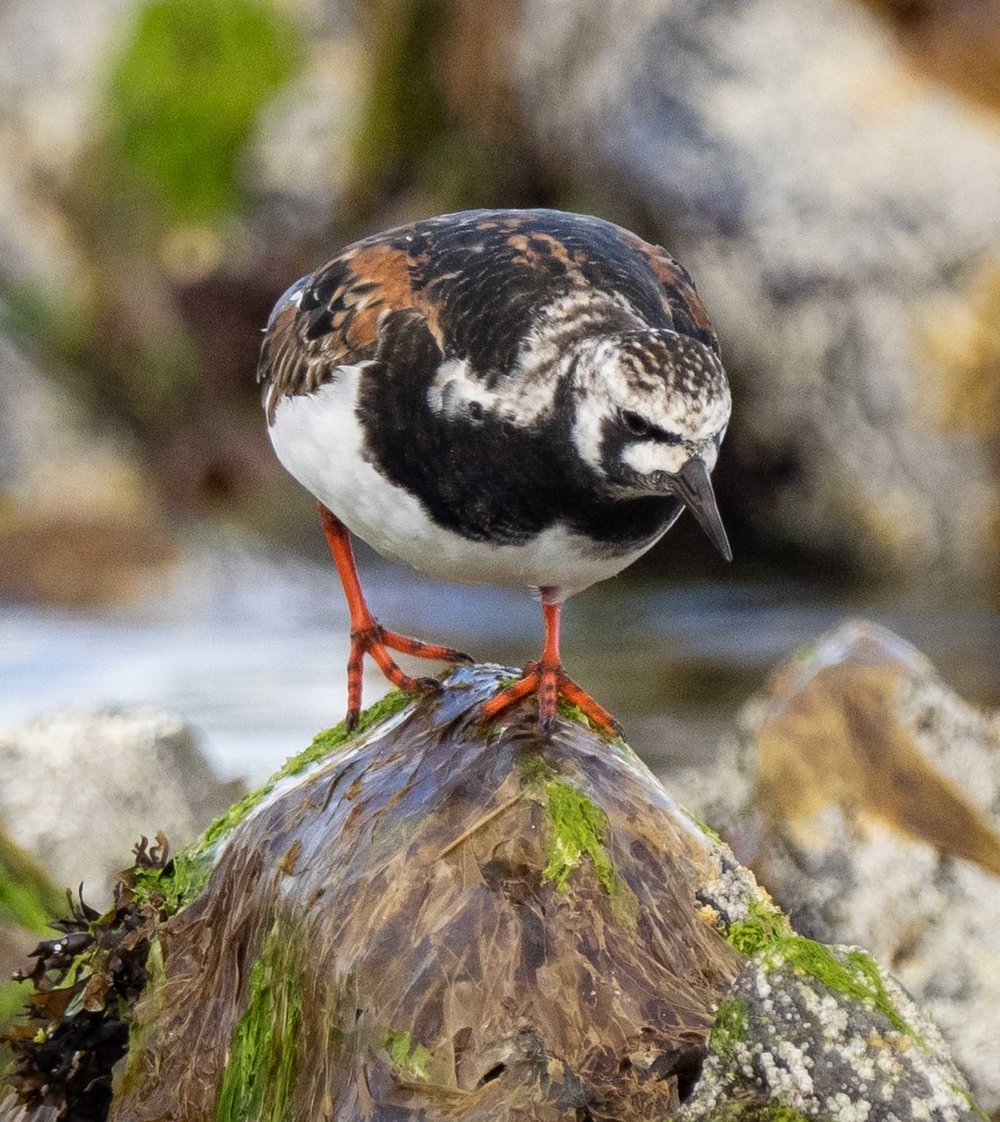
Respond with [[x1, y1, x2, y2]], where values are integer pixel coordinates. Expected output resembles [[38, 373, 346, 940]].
[[258, 228, 432, 422]]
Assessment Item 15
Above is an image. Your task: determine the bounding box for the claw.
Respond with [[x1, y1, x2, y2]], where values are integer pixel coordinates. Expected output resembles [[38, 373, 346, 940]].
[[480, 663, 621, 737]]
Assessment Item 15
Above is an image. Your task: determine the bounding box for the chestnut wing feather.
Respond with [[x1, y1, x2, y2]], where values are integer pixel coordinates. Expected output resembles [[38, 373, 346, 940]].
[[258, 237, 434, 424]]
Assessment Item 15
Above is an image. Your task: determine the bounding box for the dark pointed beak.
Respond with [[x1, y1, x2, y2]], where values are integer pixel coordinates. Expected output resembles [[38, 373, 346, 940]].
[[672, 459, 732, 561]]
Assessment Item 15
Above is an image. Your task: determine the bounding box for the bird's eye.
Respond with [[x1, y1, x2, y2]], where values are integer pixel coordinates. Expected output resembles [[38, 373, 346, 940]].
[[622, 411, 651, 437]]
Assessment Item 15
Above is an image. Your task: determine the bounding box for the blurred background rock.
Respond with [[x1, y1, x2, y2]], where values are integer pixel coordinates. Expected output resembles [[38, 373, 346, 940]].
[[1, 0, 998, 787]]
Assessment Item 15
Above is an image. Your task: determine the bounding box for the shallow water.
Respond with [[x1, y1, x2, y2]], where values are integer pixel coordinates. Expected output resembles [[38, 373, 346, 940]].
[[1, 537, 997, 784]]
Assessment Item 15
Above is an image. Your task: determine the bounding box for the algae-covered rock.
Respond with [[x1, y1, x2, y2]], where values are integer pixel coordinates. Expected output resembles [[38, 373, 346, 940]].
[[678, 621, 1000, 1111], [1, 666, 984, 1122]]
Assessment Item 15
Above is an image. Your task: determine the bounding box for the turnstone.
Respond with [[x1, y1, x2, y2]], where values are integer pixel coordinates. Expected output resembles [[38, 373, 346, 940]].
[[258, 208, 731, 734]]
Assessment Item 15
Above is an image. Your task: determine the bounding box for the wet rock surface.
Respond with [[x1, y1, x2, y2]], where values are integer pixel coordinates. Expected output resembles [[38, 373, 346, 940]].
[[0, 707, 242, 901], [1, 666, 983, 1121], [677, 620, 1000, 1111], [513, 0, 1000, 586]]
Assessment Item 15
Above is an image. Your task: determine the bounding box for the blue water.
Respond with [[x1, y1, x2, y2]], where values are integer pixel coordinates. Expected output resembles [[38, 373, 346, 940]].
[[1, 539, 997, 783]]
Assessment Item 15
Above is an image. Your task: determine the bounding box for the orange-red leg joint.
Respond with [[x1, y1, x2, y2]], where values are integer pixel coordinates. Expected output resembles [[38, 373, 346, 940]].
[[480, 598, 623, 737], [318, 503, 471, 729]]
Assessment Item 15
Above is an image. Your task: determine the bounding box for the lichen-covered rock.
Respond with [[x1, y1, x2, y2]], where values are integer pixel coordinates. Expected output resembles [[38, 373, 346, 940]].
[[677, 620, 1000, 1111], [691, 945, 975, 1122], [1, 666, 984, 1121], [513, 0, 1000, 587], [0, 707, 242, 900]]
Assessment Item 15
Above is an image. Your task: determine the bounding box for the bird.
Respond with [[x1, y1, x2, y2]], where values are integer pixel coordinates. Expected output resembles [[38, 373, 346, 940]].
[[258, 208, 732, 735]]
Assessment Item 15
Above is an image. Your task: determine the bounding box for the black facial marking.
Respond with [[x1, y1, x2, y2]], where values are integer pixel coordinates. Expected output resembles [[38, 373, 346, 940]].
[[357, 311, 680, 551]]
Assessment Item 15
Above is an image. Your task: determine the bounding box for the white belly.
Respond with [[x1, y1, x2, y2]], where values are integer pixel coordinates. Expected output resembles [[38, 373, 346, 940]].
[[267, 373, 659, 598]]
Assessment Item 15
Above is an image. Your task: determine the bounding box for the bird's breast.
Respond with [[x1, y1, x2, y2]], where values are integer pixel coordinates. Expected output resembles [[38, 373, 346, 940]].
[[268, 374, 677, 595]]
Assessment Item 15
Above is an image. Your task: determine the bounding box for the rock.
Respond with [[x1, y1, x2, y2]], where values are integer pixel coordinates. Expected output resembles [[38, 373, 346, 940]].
[[676, 620, 1000, 1111], [0, 667, 983, 1121], [0, 707, 243, 902], [689, 945, 974, 1122], [512, 0, 1000, 588]]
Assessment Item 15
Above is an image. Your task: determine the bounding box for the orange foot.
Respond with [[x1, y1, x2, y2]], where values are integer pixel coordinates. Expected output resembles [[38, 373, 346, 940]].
[[480, 595, 623, 736], [347, 622, 471, 729], [481, 659, 622, 735]]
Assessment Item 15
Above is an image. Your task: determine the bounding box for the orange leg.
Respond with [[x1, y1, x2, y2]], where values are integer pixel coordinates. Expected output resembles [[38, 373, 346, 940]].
[[318, 504, 471, 729], [480, 595, 622, 736]]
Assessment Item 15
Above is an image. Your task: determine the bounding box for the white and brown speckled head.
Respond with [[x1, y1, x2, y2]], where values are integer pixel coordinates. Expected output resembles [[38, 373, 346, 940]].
[[568, 328, 731, 485]]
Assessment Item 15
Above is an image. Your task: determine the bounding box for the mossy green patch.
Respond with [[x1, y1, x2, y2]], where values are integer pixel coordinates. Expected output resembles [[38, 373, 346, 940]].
[[106, 0, 304, 224], [129, 848, 215, 915], [770, 942, 912, 1037], [216, 925, 303, 1122], [723, 897, 912, 1036], [0, 831, 65, 933], [383, 1028, 432, 1082], [710, 997, 749, 1057], [541, 781, 616, 895], [722, 894, 914, 1035], [725, 897, 793, 957]]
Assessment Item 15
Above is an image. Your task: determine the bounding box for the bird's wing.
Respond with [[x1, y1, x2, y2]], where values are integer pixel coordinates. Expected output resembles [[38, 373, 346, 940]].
[[258, 237, 442, 424]]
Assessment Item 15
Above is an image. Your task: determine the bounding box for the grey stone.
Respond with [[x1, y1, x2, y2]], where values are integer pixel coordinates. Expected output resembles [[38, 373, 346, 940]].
[[688, 946, 978, 1122], [675, 620, 1000, 1111], [0, 706, 243, 903], [513, 0, 1000, 585]]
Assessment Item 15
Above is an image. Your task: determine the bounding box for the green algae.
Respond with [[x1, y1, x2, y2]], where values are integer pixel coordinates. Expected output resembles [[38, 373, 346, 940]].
[[515, 753, 634, 912], [710, 997, 749, 1058], [768, 937, 912, 1036], [771, 942, 912, 1037], [383, 1028, 432, 1082], [722, 897, 913, 1036], [725, 898, 793, 957], [541, 781, 616, 895], [118, 939, 166, 1096], [216, 926, 303, 1122], [129, 848, 214, 915]]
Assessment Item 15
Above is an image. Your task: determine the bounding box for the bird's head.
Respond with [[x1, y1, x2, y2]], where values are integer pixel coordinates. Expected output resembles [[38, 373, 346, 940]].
[[567, 329, 733, 559]]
